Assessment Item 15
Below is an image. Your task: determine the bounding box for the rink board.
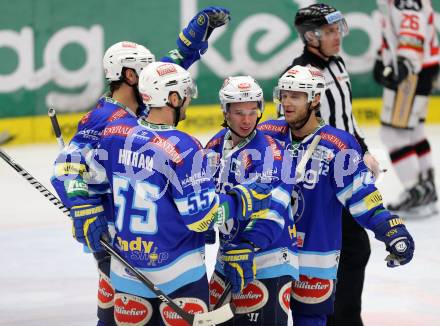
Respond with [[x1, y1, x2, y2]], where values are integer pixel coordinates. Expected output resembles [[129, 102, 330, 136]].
[[1, 97, 440, 145]]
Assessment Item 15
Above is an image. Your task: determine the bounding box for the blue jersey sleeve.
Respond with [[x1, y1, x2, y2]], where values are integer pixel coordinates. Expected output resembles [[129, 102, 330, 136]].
[[329, 132, 392, 232]]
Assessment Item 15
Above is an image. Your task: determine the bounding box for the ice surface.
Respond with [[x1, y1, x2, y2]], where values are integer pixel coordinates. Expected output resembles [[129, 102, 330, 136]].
[[1, 127, 439, 325]]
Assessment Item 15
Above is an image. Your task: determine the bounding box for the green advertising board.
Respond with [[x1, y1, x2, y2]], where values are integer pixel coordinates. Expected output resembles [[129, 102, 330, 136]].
[[1, 0, 439, 119]]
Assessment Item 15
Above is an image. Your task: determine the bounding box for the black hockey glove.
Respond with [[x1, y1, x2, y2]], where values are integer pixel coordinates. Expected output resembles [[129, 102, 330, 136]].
[[379, 58, 411, 89]]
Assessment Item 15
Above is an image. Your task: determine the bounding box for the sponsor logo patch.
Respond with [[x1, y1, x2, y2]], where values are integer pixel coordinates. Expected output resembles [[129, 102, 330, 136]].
[[114, 293, 153, 326], [103, 124, 132, 137], [319, 132, 347, 150], [160, 297, 207, 326], [209, 272, 228, 308], [156, 63, 178, 76], [107, 107, 129, 122], [232, 280, 268, 314], [292, 276, 333, 304], [264, 135, 282, 161], [257, 124, 289, 134], [97, 270, 115, 309], [80, 111, 92, 125], [279, 281, 292, 315], [151, 135, 183, 165]]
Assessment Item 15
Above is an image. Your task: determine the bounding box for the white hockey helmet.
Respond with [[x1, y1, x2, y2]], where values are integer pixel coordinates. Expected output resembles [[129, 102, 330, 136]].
[[138, 62, 197, 108], [219, 76, 264, 113], [103, 41, 156, 81], [274, 65, 325, 104]]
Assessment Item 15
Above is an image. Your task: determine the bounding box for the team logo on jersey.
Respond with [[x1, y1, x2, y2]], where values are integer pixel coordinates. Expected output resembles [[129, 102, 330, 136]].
[[114, 293, 153, 326], [156, 63, 178, 76], [292, 276, 334, 304], [97, 269, 115, 309], [160, 297, 207, 326], [209, 272, 229, 308], [291, 185, 305, 223], [231, 280, 269, 314], [278, 281, 292, 315]]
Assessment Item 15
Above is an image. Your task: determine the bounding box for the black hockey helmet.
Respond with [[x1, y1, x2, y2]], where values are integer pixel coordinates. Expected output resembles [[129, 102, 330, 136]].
[[294, 3, 348, 43]]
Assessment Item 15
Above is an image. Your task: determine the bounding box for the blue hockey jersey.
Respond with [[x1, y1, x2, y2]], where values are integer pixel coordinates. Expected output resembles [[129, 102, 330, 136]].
[[258, 119, 394, 279], [206, 128, 299, 280], [88, 118, 242, 297]]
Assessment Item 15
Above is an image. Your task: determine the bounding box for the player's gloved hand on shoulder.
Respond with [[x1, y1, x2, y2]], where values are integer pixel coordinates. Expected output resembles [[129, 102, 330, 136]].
[[71, 204, 108, 252], [374, 216, 415, 267], [177, 6, 230, 56], [379, 58, 411, 89], [221, 241, 256, 293], [228, 182, 272, 220]]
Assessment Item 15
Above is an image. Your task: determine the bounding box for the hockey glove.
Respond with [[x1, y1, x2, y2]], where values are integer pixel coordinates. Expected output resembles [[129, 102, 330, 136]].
[[221, 241, 256, 293], [380, 58, 410, 89], [228, 182, 272, 221], [177, 6, 230, 56], [374, 216, 415, 267], [71, 204, 108, 252]]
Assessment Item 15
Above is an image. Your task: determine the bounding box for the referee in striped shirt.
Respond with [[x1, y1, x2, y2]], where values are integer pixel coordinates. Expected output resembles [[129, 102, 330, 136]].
[[285, 4, 381, 326]]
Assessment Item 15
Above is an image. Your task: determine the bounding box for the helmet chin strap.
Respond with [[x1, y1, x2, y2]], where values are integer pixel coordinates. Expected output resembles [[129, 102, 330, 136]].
[[122, 76, 144, 116], [166, 93, 186, 127]]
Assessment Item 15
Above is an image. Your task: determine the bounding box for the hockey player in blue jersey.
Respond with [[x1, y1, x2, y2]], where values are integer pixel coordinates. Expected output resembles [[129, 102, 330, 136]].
[[51, 7, 231, 326], [67, 61, 272, 325], [206, 76, 299, 325], [258, 65, 415, 326]]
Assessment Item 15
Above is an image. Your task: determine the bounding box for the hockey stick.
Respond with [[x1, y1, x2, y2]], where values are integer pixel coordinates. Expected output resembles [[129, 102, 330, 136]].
[[48, 108, 65, 149], [213, 282, 232, 310], [295, 134, 321, 180], [0, 131, 14, 145], [45, 110, 235, 324], [0, 148, 235, 325]]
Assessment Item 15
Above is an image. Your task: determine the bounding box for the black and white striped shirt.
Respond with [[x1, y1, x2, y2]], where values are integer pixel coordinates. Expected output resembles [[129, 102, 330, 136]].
[[285, 47, 368, 154]]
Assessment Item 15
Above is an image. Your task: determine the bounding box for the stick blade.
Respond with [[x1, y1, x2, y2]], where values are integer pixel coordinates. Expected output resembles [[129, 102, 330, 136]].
[[192, 303, 235, 325]]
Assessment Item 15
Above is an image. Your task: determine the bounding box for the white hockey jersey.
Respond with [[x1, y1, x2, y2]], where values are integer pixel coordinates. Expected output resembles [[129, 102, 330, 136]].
[[377, 0, 439, 73]]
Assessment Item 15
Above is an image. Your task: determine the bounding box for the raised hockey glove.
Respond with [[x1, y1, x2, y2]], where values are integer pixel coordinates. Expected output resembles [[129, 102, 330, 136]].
[[221, 241, 256, 293], [380, 58, 410, 89], [177, 6, 230, 56], [71, 204, 108, 252], [228, 182, 272, 221], [374, 216, 415, 267]]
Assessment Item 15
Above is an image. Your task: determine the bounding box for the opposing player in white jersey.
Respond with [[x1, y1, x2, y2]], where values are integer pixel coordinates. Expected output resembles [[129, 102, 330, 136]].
[[206, 76, 299, 325], [373, 0, 439, 217]]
